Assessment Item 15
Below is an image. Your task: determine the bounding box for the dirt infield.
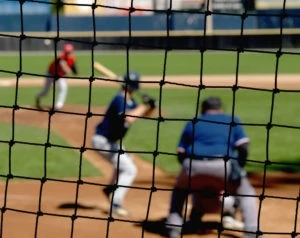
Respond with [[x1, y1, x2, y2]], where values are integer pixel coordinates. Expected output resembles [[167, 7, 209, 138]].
[[0, 75, 299, 238], [1, 74, 300, 90]]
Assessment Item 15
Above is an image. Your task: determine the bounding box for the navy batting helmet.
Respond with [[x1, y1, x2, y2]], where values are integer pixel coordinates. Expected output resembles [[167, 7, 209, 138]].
[[201, 96, 222, 113], [122, 71, 140, 91]]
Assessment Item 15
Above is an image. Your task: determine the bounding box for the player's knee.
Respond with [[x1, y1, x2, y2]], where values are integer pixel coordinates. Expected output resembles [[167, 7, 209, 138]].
[[239, 177, 256, 196], [128, 163, 137, 177], [223, 196, 236, 214], [118, 154, 137, 176], [91, 135, 111, 158]]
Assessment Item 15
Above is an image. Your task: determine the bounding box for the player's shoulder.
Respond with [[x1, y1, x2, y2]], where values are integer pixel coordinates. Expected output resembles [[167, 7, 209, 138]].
[[201, 113, 234, 123], [111, 92, 124, 103], [66, 55, 75, 62], [222, 114, 242, 123]]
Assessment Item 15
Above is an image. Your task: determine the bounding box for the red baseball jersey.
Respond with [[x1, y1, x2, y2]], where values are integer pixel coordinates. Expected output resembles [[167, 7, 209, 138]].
[[48, 53, 75, 77]]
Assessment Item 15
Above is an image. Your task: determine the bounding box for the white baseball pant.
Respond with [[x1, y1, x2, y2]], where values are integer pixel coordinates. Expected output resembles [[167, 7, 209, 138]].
[[37, 74, 68, 110], [167, 158, 258, 234], [91, 134, 137, 206]]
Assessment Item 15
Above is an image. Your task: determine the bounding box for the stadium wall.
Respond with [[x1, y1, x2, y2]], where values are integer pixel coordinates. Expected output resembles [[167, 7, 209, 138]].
[[0, 11, 299, 51]]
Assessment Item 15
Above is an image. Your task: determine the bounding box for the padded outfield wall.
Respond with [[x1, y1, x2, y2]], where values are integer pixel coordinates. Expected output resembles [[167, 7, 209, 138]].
[[0, 0, 300, 50]]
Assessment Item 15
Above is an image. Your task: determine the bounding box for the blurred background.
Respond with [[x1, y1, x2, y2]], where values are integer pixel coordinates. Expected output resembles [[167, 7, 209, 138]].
[[0, 0, 299, 51]]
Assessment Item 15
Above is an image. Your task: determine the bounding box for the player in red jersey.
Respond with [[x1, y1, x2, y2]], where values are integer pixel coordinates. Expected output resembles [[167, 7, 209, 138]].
[[35, 43, 78, 110]]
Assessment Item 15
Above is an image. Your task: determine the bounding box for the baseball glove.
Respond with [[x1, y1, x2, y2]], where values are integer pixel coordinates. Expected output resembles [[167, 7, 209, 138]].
[[142, 94, 156, 109]]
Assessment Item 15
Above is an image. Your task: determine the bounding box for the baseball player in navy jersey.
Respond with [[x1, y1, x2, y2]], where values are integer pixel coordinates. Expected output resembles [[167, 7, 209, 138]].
[[91, 71, 156, 217], [166, 96, 260, 238], [35, 43, 78, 110]]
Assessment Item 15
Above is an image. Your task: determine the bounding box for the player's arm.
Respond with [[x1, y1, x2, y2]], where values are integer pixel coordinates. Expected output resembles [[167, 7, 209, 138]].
[[177, 147, 187, 164], [70, 64, 78, 75], [176, 122, 192, 164], [233, 117, 250, 168], [124, 94, 156, 124], [236, 142, 249, 168], [111, 94, 155, 125], [125, 104, 155, 124], [59, 59, 72, 75]]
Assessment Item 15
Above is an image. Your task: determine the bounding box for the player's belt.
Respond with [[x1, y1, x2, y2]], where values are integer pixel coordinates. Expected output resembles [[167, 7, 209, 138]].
[[193, 156, 221, 161]]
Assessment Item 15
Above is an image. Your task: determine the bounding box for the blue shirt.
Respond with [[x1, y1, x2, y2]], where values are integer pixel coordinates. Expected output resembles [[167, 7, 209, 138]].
[[96, 92, 138, 142], [177, 113, 249, 159]]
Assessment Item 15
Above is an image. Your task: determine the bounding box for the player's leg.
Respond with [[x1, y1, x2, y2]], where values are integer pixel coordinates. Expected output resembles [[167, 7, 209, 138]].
[[166, 212, 184, 238], [190, 191, 244, 230], [166, 168, 189, 238], [222, 195, 245, 230], [109, 151, 137, 216], [183, 159, 241, 233], [92, 135, 137, 215], [187, 194, 205, 233], [35, 74, 53, 109], [188, 206, 203, 226], [166, 159, 223, 238], [55, 77, 67, 110], [235, 175, 259, 237], [91, 134, 116, 199], [168, 169, 189, 214]]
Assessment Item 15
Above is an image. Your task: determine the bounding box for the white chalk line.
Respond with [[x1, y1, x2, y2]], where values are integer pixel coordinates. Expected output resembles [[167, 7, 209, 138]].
[[1, 74, 300, 90]]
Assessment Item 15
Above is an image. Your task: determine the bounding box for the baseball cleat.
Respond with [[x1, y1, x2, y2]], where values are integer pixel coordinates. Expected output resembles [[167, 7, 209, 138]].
[[54, 102, 63, 110], [111, 204, 129, 217], [222, 215, 244, 230]]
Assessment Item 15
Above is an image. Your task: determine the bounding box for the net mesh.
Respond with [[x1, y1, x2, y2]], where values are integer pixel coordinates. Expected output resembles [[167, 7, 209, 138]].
[[0, 0, 299, 238]]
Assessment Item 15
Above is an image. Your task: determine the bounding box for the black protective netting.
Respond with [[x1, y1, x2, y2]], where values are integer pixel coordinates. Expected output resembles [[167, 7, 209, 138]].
[[0, 0, 299, 238]]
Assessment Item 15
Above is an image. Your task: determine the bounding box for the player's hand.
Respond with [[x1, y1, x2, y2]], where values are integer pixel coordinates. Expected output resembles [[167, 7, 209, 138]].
[[142, 94, 156, 109], [177, 152, 187, 164]]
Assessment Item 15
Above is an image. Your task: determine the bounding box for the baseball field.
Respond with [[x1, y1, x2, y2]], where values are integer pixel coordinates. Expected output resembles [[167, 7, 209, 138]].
[[0, 51, 299, 237]]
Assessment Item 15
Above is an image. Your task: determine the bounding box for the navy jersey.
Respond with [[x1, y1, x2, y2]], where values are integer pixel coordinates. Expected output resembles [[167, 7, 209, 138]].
[[178, 113, 249, 159], [96, 92, 138, 142]]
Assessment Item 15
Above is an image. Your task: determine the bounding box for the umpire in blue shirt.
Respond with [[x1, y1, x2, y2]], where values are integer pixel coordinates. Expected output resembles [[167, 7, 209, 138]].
[[166, 96, 260, 238]]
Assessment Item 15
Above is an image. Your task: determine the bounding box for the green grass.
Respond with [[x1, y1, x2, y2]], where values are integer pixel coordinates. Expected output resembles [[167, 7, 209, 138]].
[[1, 50, 300, 78], [124, 88, 300, 174], [0, 123, 101, 179], [1, 86, 299, 176], [0, 50, 299, 178]]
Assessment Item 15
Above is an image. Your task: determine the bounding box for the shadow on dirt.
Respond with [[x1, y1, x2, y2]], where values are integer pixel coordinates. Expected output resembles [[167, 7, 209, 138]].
[[57, 202, 107, 212], [248, 171, 300, 188], [58, 202, 97, 210], [136, 217, 240, 238]]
